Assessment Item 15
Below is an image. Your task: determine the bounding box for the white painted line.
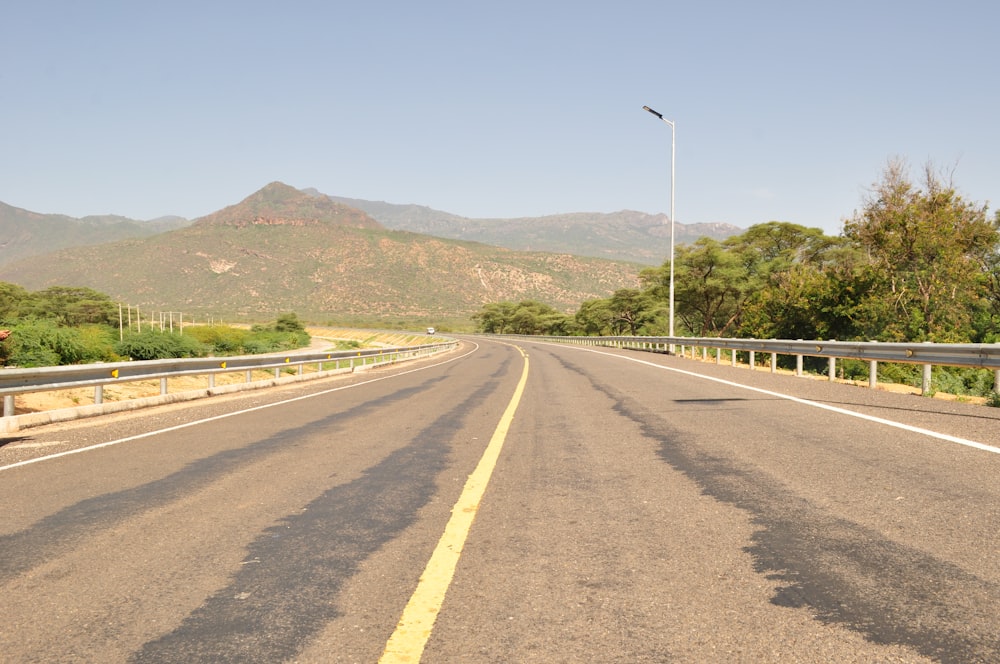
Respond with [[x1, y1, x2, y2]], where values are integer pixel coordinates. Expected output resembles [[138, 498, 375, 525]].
[[0, 344, 479, 473], [535, 341, 1000, 456]]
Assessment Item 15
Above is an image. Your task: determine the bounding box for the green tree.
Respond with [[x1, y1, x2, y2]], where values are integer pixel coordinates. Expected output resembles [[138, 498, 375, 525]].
[[23, 286, 118, 327], [0, 281, 33, 321], [472, 300, 571, 335], [842, 161, 999, 341], [607, 288, 659, 335], [473, 302, 518, 333], [508, 300, 569, 335], [574, 298, 614, 335], [658, 238, 750, 336], [735, 225, 854, 339], [274, 312, 305, 333]]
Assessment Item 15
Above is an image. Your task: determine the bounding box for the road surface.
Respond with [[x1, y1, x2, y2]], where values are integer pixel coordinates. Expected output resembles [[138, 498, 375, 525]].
[[1, 338, 998, 662]]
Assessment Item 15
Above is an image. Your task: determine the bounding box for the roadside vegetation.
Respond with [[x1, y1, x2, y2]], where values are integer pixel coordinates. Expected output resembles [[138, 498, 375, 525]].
[[0, 285, 310, 367], [473, 161, 1000, 399]]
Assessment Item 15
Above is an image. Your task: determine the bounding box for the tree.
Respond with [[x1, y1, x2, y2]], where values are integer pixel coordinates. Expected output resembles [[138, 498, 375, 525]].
[[22, 286, 118, 327], [842, 160, 999, 341], [274, 312, 306, 333], [472, 300, 571, 335], [0, 281, 32, 321], [472, 302, 518, 334], [661, 238, 751, 336], [607, 288, 659, 335], [574, 299, 614, 336], [733, 224, 854, 339]]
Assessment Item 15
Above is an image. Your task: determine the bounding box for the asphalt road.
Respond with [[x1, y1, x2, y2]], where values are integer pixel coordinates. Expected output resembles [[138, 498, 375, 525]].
[[1, 338, 998, 663]]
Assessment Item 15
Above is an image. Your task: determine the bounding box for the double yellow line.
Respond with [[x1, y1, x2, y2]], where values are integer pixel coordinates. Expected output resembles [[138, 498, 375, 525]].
[[380, 347, 529, 663]]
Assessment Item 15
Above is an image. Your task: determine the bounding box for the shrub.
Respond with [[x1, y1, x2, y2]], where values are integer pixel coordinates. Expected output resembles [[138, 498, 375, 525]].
[[182, 325, 250, 355], [76, 324, 121, 362], [3, 319, 88, 367], [116, 330, 208, 360]]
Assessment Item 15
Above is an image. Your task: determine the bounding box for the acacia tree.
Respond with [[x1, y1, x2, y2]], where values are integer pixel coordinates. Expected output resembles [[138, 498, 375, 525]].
[[607, 288, 659, 335], [20, 286, 118, 327], [648, 238, 753, 336], [842, 161, 999, 341], [0, 281, 32, 321], [574, 298, 614, 335], [734, 224, 854, 339], [472, 301, 518, 333], [472, 300, 572, 335]]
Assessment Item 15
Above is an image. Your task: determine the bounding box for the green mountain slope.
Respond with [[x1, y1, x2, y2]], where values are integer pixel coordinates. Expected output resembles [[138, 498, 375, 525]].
[[0, 184, 641, 323]]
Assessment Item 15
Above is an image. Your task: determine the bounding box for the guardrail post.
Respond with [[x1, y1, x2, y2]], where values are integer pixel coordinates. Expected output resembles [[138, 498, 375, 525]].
[[731, 350, 737, 367], [209, 373, 216, 389], [749, 350, 755, 370], [869, 360, 878, 389], [3, 395, 13, 418], [160, 377, 168, 395], [995, 369, 1000, 393], [771, 352, 777, 373], [716, 347, 722, 364], [828, 357, 836, 381], [796, 354, 803, 376], [922, 363, 932, 395], [246, 370, 252, 383], [94, 385, 103, 405]]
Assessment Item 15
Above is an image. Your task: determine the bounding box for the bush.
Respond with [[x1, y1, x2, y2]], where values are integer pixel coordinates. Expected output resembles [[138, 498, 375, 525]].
[[182, 325, 250, 355], [76, 324, 121, 363], [931, 366, 996, 397], [116, 330, 208, 361], [3, 319, 88, 367], [242, 330, 308, 354]]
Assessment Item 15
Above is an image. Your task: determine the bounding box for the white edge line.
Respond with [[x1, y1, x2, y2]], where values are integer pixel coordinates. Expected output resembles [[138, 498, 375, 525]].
[[0, 343, 480, 473], [531, 341, 1000, 456]]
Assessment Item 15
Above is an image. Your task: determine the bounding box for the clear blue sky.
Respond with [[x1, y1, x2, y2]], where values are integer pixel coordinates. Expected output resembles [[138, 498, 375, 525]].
[[3, 0, 997, 235]]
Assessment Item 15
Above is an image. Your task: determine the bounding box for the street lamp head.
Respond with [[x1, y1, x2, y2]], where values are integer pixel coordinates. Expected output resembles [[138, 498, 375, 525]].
[[642, 105, 663, 120]]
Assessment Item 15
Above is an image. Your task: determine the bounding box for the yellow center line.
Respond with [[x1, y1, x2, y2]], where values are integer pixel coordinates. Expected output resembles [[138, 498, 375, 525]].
[[379, 347, 530, 663]]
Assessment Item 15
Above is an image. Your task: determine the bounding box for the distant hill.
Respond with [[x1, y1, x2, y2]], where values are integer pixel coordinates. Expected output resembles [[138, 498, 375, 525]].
[[0, 183, 642, 323], [0, 202, 191, 268], [199, 181, 381, 230], [322, 193, 743, 265]]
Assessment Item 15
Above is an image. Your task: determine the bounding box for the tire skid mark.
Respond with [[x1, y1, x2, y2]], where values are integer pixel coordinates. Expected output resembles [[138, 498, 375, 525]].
[[548, 349, 1000, 664], [0, 377, 449, 585], [129, 363, 513, 663]]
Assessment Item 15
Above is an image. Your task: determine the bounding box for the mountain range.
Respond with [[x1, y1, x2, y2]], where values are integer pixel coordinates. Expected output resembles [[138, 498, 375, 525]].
[[0, 183, 665, 325], [0, 189, 743, 271], [322, 193, 741, 265], [0, 201, 190, 267]]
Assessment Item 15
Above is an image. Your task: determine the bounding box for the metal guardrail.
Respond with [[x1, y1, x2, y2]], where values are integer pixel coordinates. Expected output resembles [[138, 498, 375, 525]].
[[496, 334, 1000, 394], [1, 341, 458, 428]]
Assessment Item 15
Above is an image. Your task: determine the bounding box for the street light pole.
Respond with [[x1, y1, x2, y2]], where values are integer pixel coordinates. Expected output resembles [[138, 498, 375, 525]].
[[642, 105, 675, 351]]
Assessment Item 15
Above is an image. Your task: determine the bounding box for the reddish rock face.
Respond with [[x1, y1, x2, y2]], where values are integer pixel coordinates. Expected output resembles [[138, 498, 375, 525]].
[[193, 182, 383, 231]]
